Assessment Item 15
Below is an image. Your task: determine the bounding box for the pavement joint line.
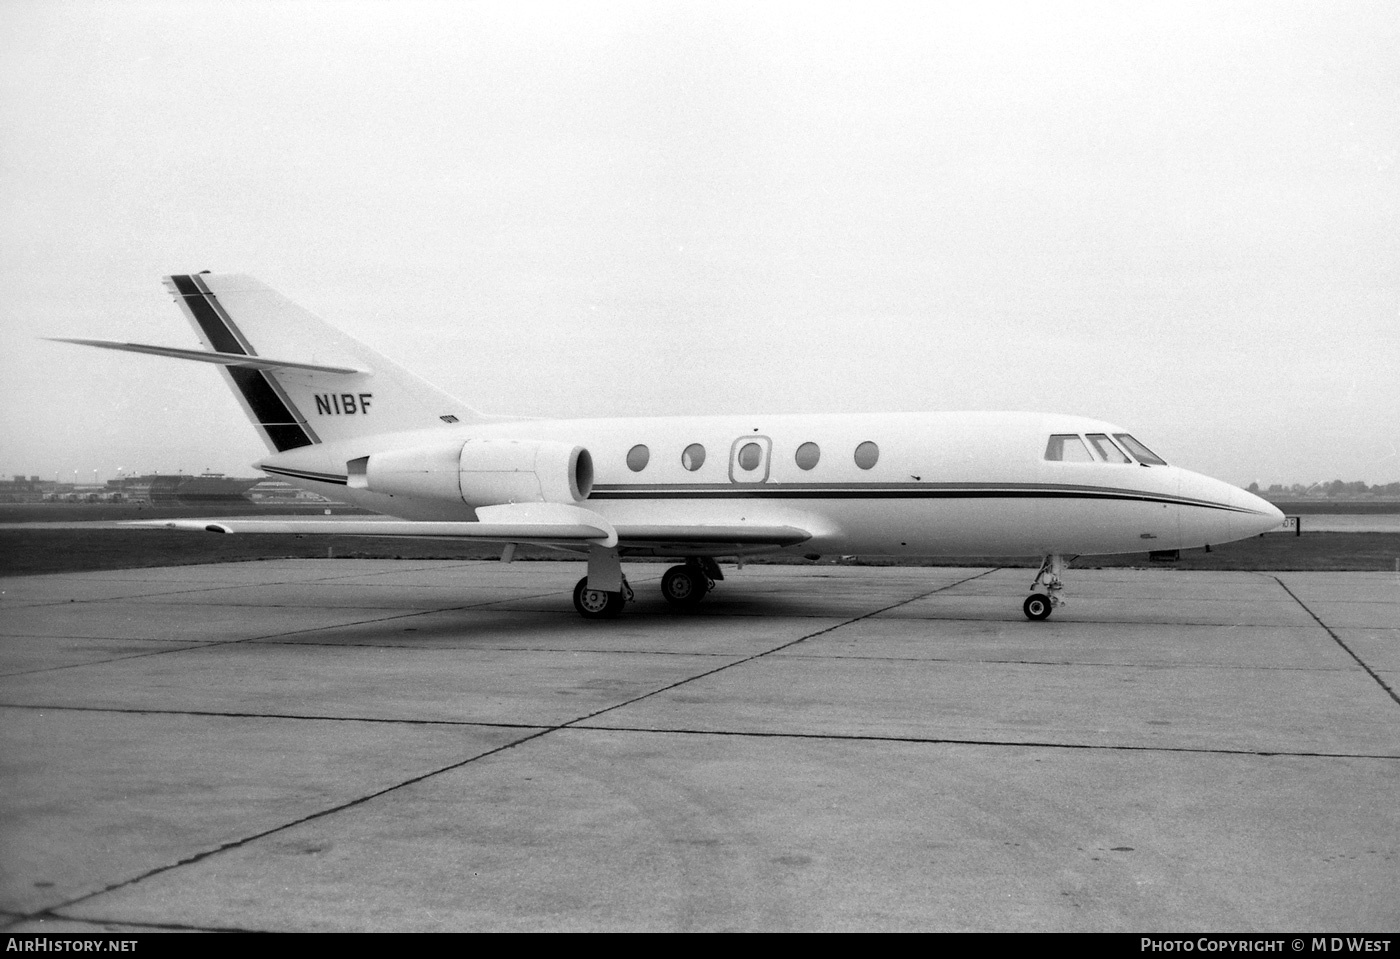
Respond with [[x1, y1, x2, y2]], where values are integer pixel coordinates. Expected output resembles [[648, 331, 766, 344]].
[[561, 723, 1400, 761], [0, 590, 593, 677], [0, 633, 221, 644], [13, 694, 1388, 761], [1273, 575, 1400, 707], [240, 639, 746, 656], [0, 557, 546, 607], [2, 577, 354, 608], [11, 563, 1391, 924], [5, 912, 257, 934], [19, 696, 1386, 764], [0, 645, 219, 679], [9, 703, 1396, 762], [758, 653, 1357, 671], [467, 607, 851, 619], [0, 571, 1002, 922], [551, 568, 1003, 730], [23, 725, 563, 922], [0, 702, 550, 731], [871, 618, 1321, 627]]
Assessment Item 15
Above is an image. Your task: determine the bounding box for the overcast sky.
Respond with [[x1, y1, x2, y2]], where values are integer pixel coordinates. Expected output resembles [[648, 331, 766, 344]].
[[2, 0, 1396, 488]]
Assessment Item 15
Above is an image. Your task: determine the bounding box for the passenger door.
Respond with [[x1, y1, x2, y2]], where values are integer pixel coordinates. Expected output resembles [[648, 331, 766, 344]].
[[728, 436, 772, 484]]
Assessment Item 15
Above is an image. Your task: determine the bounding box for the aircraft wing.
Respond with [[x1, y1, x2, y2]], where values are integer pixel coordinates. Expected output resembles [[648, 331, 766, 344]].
[[127, 503, 812, 554], [130, 503, 618, 547]]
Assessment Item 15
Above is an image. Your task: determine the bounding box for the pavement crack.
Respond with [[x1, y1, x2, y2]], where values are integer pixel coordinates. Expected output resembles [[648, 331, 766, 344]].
[[28, 726, 558, 921], [6, 569, 1004, 923], [562, 723, 1400, 760], [1272, 575, 1400, 707], [0, 702, 548, 730], [555, 568, 1002, 729]]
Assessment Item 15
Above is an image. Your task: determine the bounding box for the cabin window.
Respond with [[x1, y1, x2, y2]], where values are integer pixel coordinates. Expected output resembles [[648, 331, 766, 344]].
[[795, 442, 820, 470], [1045, 434, 1092, 462], [1086, 433, 1131, 464], [737, 442, 763, 471], [854, 441, 879, 470], [626, 444, 650, 472], [1114, 434, 1168, 466], [681, 443, 705, 471]]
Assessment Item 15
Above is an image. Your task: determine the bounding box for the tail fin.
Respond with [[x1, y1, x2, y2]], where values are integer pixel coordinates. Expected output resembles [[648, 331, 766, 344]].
[[162, 273, 480, 451]]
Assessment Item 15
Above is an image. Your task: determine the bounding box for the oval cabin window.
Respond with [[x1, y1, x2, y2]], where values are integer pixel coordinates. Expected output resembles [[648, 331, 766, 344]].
[[737, 442, 763, 471], [682, 443, 706, 471], [795, 442, 820, 470], [854, 441, 879, 470], [626, 444, 650, 472]]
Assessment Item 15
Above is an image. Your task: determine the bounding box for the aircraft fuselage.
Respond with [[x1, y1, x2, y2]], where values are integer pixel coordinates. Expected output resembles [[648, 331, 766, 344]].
[[259, 410, 1282, 559]]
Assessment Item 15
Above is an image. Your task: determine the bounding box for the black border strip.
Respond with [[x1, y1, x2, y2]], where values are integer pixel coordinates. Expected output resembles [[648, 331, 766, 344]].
[[262, 465, 349, 487], [169, 275, 317, 452], [257, 469, 1251, 511], [589, 484, 1256, 513]]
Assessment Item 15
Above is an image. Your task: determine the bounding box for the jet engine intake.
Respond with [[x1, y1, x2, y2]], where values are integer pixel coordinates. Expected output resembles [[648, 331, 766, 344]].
[[347, 439, 593, 507]]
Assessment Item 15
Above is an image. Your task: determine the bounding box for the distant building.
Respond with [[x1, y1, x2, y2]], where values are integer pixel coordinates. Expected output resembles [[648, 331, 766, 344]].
[[104, 473, 262, 505], [248, 479, 340, 504], [0, 475, 53, 503]]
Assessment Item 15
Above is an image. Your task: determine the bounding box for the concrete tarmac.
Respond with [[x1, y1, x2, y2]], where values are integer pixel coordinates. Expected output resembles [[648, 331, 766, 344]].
[[0, 559, 1396, 932]]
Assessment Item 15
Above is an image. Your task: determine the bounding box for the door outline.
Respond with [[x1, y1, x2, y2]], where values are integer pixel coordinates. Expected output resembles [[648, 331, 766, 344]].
[[728, 435, 772, 484]]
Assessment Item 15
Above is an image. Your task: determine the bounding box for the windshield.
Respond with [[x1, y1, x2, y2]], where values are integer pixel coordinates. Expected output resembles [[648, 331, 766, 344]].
[[1044, 434, 1093, 462], [1113, 433, 1168, 466], [1086, 433, 1131, 463]]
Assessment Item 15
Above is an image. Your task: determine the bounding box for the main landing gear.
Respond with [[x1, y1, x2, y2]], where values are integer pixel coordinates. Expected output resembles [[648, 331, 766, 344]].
[[1024, 553, 1069, 621], [660, 558, 722, 609], [573, 576, 633, 619], [573, 555, 725, 618]]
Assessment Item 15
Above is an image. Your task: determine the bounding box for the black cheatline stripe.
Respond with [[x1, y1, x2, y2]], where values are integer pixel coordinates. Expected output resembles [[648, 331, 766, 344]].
[[254, 469, 1248, 514], [262, 465, 349, 486], [170, 274, 316, 453], [588, 486, 1252, 513]]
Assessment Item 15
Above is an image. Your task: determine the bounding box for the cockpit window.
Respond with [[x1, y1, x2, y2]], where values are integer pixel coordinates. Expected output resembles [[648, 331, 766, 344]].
[[1045, 434, 1092, 462], [1113, 433, 1168, 466], [1086, 433, 1131, 464]]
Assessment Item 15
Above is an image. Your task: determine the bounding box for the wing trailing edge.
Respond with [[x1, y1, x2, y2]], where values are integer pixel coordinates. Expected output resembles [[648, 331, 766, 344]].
[[128, 502, 619, 548], [126, 505, 813, 553]]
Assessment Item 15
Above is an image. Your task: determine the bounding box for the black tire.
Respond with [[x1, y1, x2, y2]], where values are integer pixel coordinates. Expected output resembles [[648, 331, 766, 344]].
[[660, 565, 706, 607], [574, 577, 624, 619], [1023, 593, 1053, 621]]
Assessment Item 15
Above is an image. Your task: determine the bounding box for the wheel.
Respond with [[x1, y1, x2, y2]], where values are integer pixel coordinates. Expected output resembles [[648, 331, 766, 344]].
[[660, 565, 707, 607], [1023, 593, 1053, 621], [574, 577, 624, 619]]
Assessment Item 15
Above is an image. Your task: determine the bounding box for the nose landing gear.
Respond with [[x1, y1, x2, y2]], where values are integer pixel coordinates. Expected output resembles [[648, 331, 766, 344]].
[[1025, 553, 1069, 621]]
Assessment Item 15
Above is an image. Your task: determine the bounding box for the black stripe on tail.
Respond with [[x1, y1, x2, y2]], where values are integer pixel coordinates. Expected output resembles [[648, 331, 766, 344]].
[[169, 274, 318, 452]]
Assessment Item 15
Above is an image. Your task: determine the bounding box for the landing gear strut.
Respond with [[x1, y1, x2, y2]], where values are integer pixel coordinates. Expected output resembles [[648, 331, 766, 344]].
[[1024, 553, 1068, 621]]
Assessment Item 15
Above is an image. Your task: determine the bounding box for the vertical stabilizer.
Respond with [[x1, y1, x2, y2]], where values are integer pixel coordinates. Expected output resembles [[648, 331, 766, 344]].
[[164, 273, 480, 451]]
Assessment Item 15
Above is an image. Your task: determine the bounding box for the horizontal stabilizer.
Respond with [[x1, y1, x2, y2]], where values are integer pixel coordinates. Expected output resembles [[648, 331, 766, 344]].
[[48, 338, 365, 375]]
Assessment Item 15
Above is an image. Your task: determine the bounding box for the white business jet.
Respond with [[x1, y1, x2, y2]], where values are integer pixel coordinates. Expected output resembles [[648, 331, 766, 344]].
[[56, 273, 1283, 620]]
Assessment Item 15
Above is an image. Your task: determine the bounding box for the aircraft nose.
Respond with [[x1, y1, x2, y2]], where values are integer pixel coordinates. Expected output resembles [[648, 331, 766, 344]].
[[1233, 486, 1286, 535]]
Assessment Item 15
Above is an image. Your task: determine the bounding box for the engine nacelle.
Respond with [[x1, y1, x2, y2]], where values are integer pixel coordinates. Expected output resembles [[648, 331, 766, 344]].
[[347, 439, 593, 508]]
